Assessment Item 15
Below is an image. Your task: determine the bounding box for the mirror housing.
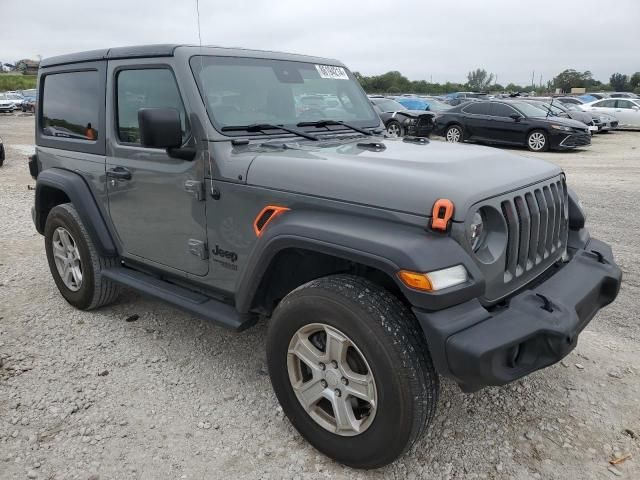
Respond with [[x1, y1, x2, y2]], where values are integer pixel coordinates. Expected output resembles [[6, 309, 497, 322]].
[[510, 113, 523, 122], [138, 108, 182, 149]]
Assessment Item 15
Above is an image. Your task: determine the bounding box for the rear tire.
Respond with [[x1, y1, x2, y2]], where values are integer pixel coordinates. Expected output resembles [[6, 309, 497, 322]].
[[266, 274, 439, 469], [445, 124, 463, 143], [44, 203, 121, 310], [527, 129, 549, 152]]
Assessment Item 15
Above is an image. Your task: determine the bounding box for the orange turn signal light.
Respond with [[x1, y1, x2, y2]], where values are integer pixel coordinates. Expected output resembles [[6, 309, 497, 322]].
[[398, 270, 433, 291], [431, 198, 454, 231], [253, 205, 290, 237]]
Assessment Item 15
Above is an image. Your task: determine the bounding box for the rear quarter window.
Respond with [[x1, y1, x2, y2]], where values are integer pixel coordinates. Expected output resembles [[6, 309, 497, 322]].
[[42, 71, 100, 141]]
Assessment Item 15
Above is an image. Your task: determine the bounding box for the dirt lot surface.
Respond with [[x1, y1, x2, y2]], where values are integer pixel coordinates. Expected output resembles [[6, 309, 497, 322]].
[[1, 114, 639, 480]]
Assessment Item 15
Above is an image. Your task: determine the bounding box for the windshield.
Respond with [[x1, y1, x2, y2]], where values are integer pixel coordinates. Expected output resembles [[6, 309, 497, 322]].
[[511, 101, 549, 117], [190, 56, 378, 130], [425, 99, 451, 111], [372, 98, 406, 112], [22, 89, 37, 97]]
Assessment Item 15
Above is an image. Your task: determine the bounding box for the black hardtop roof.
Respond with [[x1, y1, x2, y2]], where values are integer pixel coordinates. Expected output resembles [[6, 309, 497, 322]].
[[39, 44, 343, 69]]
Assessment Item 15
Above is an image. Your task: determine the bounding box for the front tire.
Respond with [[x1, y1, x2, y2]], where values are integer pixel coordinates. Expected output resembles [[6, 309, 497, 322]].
[[527, 129, 549, 152], [266, 275, 439, 469], [44, 203, 121, 310], [385, 120, 404, 137]]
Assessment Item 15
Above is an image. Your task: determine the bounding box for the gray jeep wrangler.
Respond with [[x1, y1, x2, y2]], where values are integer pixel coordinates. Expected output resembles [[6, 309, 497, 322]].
[[29, 45, 621, 469]]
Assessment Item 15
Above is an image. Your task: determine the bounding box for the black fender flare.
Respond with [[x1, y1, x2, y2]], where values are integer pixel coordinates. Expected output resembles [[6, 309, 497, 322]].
[[34, 168, 117, 256], [234, 209, 485, 313]]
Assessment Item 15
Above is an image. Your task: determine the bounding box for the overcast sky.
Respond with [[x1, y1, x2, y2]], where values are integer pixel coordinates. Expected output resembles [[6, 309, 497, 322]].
[[3, 0, 639, 85]]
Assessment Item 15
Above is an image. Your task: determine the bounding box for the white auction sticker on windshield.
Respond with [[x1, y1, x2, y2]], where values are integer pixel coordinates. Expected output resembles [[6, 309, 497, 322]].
[[315, 64, 349, 80]]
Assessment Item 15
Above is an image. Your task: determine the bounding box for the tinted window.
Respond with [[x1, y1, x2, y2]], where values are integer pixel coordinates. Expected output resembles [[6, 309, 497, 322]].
[[491, 103, 518, 117], [462, 102, 491, 115], [42, 71, 100, 141], [372, 98, 406, 112], [116, 69, 188, 144]]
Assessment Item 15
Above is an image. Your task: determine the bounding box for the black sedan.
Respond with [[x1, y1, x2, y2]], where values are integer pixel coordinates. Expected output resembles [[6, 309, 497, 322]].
[[369, 97, 435, 138], [433, 100, 591, 152]]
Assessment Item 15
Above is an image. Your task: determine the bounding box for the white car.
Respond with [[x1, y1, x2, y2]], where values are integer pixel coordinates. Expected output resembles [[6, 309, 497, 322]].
[[0, 93, 16, 112], [580, 98, 640, 128]]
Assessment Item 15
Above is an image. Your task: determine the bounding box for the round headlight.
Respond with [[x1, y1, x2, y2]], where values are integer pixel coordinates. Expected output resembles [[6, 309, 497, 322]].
[[469, 211, 485, 251]]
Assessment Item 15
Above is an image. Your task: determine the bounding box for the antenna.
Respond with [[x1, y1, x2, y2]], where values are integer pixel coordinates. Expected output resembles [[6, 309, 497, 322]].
[[195, 0, 203, 48]]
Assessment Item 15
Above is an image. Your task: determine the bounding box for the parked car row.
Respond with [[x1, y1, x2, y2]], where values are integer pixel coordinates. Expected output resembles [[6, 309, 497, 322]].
[[0, 89, 38, 113], [433, 99, 592, 152]]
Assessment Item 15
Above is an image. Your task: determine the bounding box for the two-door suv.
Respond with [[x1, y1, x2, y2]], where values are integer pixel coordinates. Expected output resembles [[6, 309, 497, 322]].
[[29, 45, 621, 469]]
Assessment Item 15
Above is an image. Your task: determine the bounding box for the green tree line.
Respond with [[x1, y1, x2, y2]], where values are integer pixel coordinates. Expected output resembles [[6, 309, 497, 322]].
[[354, 68, 640, 95]]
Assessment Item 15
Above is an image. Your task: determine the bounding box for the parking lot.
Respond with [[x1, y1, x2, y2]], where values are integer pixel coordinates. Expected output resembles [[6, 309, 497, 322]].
[[0, 113, 639, 479]]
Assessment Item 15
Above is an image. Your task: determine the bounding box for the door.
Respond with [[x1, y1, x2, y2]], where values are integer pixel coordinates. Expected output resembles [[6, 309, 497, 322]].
[[487, 102, 528, 144], [613, 99, 640, 127], [106, 64, 208, 276], [460, 102, 493, 139]]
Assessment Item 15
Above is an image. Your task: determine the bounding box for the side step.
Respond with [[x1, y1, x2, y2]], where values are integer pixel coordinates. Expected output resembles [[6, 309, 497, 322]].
[[102, 267, 254, 331]]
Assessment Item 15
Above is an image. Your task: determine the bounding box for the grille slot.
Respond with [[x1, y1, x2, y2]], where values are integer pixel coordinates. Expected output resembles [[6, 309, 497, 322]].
[[501, 179, 568, 283]]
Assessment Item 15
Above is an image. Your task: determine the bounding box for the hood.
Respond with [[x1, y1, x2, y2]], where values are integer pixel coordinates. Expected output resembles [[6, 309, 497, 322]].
[[531, 115, 588, 130], [246, 138, 561, 221], [565, 111, 592, 124]]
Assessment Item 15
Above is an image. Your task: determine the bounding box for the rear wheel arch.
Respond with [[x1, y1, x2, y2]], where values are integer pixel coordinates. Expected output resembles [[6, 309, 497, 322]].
[[35, 168, 118, 256]]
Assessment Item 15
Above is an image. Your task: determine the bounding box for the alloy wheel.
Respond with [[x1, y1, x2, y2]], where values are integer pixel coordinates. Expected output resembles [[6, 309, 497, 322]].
[[287, 323, 378, 436], [528, 132, 546, 151], [446, 126, 461, 142], [386, 123, 401, 137], [52, 227, 83, 291]]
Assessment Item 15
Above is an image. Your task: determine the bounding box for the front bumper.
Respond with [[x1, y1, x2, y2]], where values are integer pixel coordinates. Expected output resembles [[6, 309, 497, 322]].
[[414, 237, 621, 392], [555, 131, 591, 149]]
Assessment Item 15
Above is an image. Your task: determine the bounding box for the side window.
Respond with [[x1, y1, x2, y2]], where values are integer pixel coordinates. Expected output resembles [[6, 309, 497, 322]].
[[615, 100, 633, 109], [597, 99, 616, 108], [491, 103, 517, 118], [42, 71, 100, 141], [462, 102, 491, 115], [116, 69, 188, 144]]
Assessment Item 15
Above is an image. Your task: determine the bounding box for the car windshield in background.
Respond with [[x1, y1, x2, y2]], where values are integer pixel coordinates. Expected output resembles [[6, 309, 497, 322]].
[[373, 99, 407, 112], [190, 56, 378, 130], [511, 101, 549, 117], [22, 89, 37, 97]]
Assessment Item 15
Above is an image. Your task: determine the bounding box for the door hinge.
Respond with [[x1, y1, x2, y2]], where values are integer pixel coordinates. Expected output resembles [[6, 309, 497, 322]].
[[187, 239, 208, 260], [184, 180, 205, 201]]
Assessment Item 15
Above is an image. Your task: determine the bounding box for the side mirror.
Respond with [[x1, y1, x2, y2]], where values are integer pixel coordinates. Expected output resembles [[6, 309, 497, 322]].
[[138, 108, 182, 149], [633, 106, 639, 111], [510, 113, 523, 122]]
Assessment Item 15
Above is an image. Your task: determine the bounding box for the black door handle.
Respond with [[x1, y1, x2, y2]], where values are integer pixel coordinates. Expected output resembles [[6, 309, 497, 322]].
[[106, 167, 132, 180]]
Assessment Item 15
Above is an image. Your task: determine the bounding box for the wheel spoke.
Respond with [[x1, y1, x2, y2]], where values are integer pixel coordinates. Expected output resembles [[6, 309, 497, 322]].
[[289, 335, 323, 370], [59, 230, 73, 251], [343, 371, 376, 406], [292, 378, 325, 408], [330, 392, 359, 433], [325, 327, 348, 363]]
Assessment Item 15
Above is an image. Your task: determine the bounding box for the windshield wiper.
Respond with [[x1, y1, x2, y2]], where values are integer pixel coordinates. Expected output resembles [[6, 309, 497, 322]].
[[296, 119, 373, 136], [221, 123, 319, 141]]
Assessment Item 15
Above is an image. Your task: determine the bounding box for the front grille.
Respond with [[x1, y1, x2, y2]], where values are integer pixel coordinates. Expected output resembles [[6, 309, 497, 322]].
[[561, 134, 591, 147], [500, 178, 568, 283]]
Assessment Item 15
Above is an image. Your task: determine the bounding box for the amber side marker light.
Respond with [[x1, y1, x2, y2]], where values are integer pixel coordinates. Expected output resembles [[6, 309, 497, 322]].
[[398, 265, 469, 292], [253, 206, 290, 236], [398, 270, 433, 291], [431, 198, 454, 231]]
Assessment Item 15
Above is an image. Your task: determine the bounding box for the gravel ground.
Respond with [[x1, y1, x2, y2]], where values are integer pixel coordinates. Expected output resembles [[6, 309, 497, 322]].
[[1, 114, 639, 480]]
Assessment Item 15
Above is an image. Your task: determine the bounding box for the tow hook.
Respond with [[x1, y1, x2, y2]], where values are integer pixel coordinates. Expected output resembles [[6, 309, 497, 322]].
[[535, 293, 554, 312]]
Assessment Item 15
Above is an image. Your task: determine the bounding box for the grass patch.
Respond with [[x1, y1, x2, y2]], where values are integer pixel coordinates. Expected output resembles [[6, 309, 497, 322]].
[[0, 74, 37, 92]]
